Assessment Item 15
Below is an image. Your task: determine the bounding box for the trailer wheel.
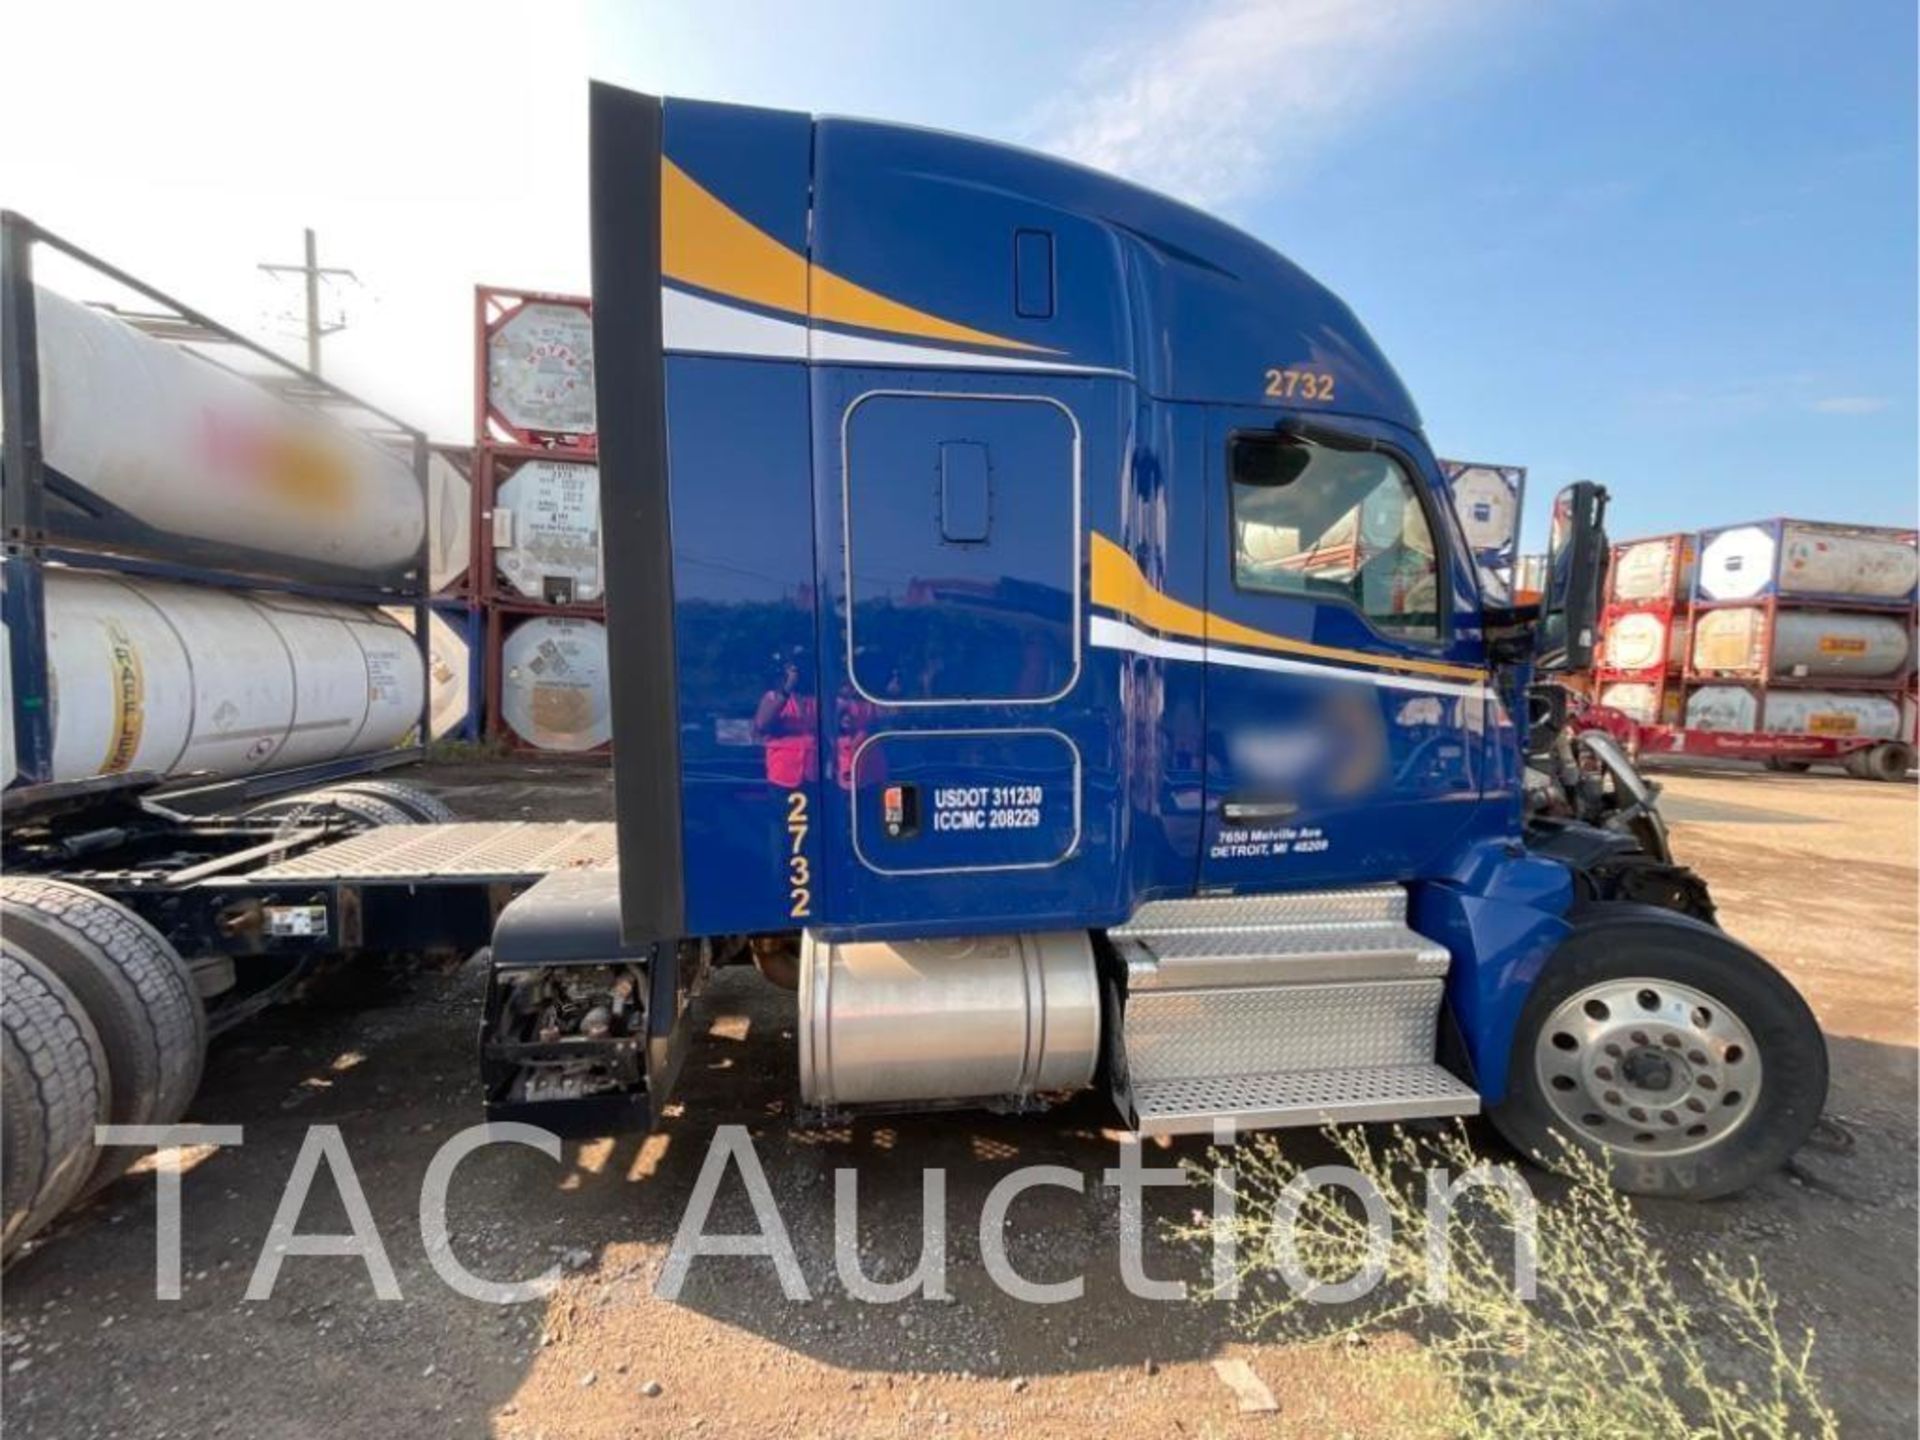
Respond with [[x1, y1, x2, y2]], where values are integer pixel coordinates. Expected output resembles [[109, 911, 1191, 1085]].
[[2, 947, 110, 1258], [1762, 757, 1812, 774], [243, 787, 415, 832], [1844, 742, 1914, 783], [1490, 907, 1827, 1200], [325, 779, 457, 823], [0, 878, 207, 1193]]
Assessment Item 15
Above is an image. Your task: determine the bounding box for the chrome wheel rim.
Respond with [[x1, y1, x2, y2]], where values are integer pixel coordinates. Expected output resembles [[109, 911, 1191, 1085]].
[[1534, 978, 1762, 1157]]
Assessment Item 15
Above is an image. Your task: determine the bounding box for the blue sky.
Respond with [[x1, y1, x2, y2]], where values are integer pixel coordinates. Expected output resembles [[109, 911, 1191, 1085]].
[[4, 1, 1913, 548]]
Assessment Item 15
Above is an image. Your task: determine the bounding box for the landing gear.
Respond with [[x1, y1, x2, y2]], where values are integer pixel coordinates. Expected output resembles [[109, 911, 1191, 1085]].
[[1491, 910, 1827, 1199]]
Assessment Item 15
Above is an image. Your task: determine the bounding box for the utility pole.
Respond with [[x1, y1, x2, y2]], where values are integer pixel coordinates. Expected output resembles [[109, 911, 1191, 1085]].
[[259, 228, 356, 374]]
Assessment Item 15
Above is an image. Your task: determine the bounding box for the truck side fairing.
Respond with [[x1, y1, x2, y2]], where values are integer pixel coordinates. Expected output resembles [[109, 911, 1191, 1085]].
[[591, 85, 1530, 962]]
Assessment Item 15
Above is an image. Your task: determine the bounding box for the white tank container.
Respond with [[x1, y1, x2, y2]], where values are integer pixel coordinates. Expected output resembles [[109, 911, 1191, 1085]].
[[1448, 466, 1520, 554], [1684, 685, 1758, 733], [1691, 608, 1911, 678], [382, 607, 472, 741], [427, 450, 472, 594], [499, 616, 610, 752], [1598, 682, 1662, 724], [1699, 523, 1919, 601], [424, 609, 471, 741], [486, 302, 596, 438], [43, 570, 421, 783], [27, 288, 424, 573], [1603, 612, 1688, 672], [1686, 685, 1902, 739], [1611, 537, 1692, 602], [493, 459, 602, 602], [1764, 691, 1903, 738]]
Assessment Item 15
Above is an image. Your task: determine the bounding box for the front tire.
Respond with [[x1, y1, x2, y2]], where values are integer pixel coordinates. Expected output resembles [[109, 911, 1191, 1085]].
[[1490, 908, 1827, 1199]]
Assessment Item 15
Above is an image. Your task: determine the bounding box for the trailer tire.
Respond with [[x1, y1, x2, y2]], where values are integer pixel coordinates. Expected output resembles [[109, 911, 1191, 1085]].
[[2, 947, 110, 1258], [1490, 906, 1827, 1200], [1845, 742, 1914, 783], [1762, 757, 1812, 773], [0, 878, 207, 1192], [243, 787, 415, 832], [326, 779, 457, 823]]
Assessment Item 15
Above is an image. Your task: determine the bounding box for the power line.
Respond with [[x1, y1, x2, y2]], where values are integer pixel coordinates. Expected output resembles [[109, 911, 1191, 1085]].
[[258, 227, 356, 374]]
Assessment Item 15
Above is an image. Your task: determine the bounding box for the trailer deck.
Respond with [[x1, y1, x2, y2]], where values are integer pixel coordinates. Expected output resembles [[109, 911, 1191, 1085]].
[[231, 821, 618, 885]]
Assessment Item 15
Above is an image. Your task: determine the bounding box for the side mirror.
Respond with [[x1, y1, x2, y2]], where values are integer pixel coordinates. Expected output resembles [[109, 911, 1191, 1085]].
[[1537, 481, 1609, 671]]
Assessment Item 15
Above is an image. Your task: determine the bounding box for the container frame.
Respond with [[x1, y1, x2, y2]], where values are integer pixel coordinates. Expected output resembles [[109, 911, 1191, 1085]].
[[1691, 517, 1919, 609], [472, 444, 609, 611], [483, 601, 613, 761], [423, 597, 486, 744], [1, 211, 432, 794], [474, 285, 598, 454]]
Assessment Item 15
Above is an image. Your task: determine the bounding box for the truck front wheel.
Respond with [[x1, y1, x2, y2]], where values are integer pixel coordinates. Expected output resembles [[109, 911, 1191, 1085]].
[[1489, 910, 1827, 1200]]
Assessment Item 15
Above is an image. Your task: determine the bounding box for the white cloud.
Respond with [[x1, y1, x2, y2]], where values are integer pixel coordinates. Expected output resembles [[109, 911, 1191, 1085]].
[[1028, 0, 1505, 211], [1811, 396, 1891, 415]]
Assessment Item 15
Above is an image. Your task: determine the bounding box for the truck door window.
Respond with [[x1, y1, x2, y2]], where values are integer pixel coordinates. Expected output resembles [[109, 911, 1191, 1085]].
[[1229, 433, 1442, 641]]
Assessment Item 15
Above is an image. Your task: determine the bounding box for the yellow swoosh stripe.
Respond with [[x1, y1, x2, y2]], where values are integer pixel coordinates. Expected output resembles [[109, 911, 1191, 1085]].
[[661, 158, 1054, 355], [1090, 532, 1486, 684]]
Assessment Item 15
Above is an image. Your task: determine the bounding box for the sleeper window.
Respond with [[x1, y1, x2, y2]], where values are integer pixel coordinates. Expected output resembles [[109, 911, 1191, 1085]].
[[1229, 434, 1442, 641]]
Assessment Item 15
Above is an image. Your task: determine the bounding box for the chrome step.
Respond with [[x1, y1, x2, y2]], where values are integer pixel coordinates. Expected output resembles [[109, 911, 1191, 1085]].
[[1112, 884, 1479, 1135], [1132, 1063, 1480, 1136]]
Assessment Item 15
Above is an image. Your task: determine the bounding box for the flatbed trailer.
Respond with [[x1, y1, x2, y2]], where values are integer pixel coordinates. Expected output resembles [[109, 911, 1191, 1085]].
[[1577, 697, 1918, 779]]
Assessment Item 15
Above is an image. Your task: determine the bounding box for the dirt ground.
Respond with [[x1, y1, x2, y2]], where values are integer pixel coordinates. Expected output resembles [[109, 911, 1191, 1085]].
[[2, 759, 1914, 1438]]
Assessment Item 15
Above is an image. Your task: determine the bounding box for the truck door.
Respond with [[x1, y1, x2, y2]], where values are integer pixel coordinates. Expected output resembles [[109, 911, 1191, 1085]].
[[1199, 410, 1488, 890], [810, 369, 1133, 934]]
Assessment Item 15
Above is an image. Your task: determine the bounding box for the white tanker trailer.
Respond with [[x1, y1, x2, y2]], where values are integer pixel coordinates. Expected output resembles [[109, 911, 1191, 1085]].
[[0, 214, 518, 1261], [3, 212, 432, 794]]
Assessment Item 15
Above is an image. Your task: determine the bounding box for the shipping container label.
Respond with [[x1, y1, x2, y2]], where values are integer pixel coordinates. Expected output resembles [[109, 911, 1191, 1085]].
[[102, 619, 145, 773]]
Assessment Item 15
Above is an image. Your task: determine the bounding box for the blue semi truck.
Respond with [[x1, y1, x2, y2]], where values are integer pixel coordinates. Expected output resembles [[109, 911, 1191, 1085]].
[[477, 84, 1828, 1202]]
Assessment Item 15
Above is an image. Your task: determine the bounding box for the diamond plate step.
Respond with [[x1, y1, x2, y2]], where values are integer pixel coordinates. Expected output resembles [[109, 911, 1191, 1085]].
[[1112, 885, 1406, 935], [1125, 978, 1445, 1077], [1111, 884, 1465, 1135], [1117, 921, 1448, 989], [1132, 1063, 1480, 1136]]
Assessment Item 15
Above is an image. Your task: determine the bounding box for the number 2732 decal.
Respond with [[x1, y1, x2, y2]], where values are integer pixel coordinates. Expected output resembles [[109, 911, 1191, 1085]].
[[1264, 368, 1335, 402], [786, 790, 812, 918]]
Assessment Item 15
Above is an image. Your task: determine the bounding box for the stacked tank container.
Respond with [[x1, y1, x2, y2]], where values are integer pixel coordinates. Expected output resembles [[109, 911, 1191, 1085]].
[[1439, 459, 1526, 601], [417, 442, 482, 743], [471, 285, 610, 757], [1680, 520, 1917, 754], [2, 213, 433, 793], [1593, 533, 1696, 727]]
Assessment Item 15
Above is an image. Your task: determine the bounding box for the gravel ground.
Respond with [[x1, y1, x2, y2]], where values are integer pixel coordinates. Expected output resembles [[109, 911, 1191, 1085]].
[[1, 759, 1912, 1438]]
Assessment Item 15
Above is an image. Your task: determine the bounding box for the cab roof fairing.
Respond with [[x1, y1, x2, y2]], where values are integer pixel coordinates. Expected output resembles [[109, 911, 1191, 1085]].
[[657, 98, 1422, 431], [813, 114, 1423, 427]]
